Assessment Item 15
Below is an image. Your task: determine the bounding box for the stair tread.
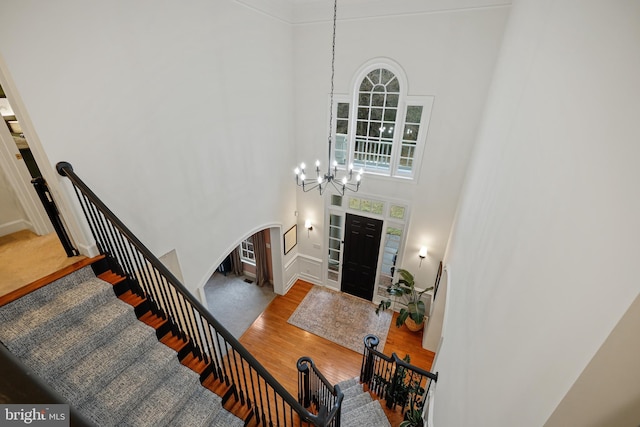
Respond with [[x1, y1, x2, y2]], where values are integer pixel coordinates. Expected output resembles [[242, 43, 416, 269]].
[[160, 332, 189, 352], [97, 271, 125, 284], [169, 384, 227, 427], [342, 391, 373, 413], [208, 408, 245, 427], [139, 311, 167, 329], [24, 297, 137, 380], [121, 364, 202, 427], [342, 383, 365, 399], [118, 290, 145, 306], [182, 352, 210, 374], [337, 377, 360, 391], [0, 276, 113, 351], [59, 322, 159, 405], [78, 341, 180, 424], [341, 399, 391, 427]]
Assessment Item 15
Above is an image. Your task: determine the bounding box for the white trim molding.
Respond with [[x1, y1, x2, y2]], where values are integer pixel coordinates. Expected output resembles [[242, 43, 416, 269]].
[[0, 219, 31, 237], [237, 0, 512, 24], [297, 253, 323, 285]]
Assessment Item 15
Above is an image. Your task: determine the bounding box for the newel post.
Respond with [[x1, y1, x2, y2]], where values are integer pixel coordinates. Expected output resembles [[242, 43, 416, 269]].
[[361, 334, 379, 383], [297, 357, 312, 408]]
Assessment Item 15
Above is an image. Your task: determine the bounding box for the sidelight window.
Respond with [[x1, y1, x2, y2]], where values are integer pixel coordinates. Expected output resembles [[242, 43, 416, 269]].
[[378, 225, 404, 298], [327, 214, 344, 282]]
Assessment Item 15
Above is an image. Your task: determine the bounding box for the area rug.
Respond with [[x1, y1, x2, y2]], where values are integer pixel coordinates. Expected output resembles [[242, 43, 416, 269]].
[[287, 286, 392, 353]]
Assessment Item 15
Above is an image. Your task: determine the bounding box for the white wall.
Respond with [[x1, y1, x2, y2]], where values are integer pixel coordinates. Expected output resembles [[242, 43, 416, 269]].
[[423, 268, 447, 352], [434, 1, 640, 426], [0, 1, 509, 296], [0, 163, 28, 236], [292, 5, 510, 287], [0, 0, 298, 294], [544, 293, 640, 427]]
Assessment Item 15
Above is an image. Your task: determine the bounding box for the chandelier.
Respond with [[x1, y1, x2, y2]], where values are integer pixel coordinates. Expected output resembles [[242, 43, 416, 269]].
[[294, 0, 362, 196]]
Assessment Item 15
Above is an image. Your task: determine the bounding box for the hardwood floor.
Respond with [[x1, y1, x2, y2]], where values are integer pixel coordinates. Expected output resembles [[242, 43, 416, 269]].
[[239, 280, 435, 426]]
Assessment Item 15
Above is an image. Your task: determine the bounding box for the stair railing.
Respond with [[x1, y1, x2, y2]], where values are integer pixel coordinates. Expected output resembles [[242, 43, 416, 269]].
[[56, 161, 341, 427], [297, 357, 344, 427], [361, 334, 438, 418]]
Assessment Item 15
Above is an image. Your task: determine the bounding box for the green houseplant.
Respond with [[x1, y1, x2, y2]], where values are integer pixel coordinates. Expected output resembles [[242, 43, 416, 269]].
[[376, 269, 433, 330], [372, 354, 426, 427]]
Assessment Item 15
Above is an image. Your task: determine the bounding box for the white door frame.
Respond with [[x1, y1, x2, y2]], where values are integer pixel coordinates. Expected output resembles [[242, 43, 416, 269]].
[[0, 54, 94, 254], [0, 91, 51, 235]]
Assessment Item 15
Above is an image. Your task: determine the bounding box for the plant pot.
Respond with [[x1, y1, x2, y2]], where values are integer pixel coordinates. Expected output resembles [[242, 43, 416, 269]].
[[404, 317, 424, 332]]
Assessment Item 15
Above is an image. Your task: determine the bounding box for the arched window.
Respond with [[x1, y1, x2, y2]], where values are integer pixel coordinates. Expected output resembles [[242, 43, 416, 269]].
[[333, 61, 433, 180]]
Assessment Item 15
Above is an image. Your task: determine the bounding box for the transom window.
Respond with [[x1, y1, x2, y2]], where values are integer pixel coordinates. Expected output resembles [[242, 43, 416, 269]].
[[333, 62, 433, 180]]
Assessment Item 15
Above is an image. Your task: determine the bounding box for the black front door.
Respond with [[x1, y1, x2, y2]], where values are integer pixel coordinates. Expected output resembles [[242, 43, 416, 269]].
[[341, 213, 383, 301]]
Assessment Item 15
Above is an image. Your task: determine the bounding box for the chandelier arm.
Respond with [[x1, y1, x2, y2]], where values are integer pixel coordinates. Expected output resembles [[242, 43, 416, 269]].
[[299, 181, 321, 193]]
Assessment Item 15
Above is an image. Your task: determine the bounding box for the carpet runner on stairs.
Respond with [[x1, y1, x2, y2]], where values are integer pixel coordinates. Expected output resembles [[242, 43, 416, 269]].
[[0, 266, 244, 427], [336, 377, 391, 427]]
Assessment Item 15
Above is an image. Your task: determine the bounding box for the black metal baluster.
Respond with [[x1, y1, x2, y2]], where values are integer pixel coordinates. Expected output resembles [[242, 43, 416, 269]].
[[153, 270, 181, 335], [256, 377, 267, 427], [229, 348, 246, 405], [206, 324, 223, 382], [104, 219, 130, 277], [109, 221, 135, 277], [145, 262, 171, 322], [237, 351, 253, 409], [83, 195, 112, 256], [131, 248, 157, 304], [184, 298, 207, 359], [217, 333, 232, 386], [175, 290, 202, 358], [273, 391, 281, 427], [196, 314, 212, 364], [71, 187, 102, 253]]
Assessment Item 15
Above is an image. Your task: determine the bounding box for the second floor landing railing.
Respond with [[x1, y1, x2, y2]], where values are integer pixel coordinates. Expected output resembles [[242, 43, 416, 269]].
[[56, 161, 342, 427], [361, 334, 438, 423]]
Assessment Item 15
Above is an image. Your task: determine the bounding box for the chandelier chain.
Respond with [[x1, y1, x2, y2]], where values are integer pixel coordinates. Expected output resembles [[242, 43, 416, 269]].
[[328, 0, 337, 143]]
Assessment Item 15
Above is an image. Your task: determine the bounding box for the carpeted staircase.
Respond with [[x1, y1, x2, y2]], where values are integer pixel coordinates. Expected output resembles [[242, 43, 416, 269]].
[[0, 265, 392, 426], [0, 266, 243, 426], [337, 378, 391, 427]]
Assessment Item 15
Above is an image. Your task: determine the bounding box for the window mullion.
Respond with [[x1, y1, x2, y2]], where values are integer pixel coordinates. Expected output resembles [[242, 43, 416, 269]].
[[389, 99, 406, 177]]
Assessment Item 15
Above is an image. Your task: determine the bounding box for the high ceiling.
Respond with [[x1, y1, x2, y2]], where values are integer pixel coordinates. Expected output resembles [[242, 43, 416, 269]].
[[236, 0, 511, 24]]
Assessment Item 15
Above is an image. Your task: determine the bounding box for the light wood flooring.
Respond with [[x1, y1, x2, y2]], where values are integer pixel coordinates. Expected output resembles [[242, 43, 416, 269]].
[[239, 280, 435, 426], [0, 230, 86, 296]]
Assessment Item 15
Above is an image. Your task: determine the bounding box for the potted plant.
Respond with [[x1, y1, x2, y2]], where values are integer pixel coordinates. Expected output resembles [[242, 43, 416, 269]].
[[373, 354, 426, 427], [376, 269, 433, 331]]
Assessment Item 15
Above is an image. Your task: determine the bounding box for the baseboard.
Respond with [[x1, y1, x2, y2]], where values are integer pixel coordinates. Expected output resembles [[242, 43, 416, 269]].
[[76, 241, 100, 258], [0, 220, 32, 238], [297, 254, 322, 283], [284, 274, 298, 293], [324, 282, 340, 292], [283, 254, 323, 292]]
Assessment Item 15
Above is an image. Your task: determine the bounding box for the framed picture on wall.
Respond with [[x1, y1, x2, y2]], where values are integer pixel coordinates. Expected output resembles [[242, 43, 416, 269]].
[[284, 224, 297, 255]]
